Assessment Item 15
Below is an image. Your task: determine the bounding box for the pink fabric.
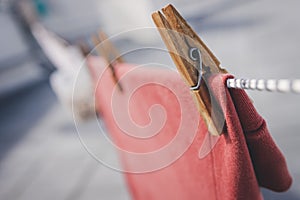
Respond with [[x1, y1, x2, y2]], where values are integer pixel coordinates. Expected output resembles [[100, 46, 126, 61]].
[[87, 56, 292, 200]]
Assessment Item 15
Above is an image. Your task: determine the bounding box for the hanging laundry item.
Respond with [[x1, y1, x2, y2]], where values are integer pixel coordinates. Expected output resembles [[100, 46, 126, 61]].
[[32, 24, 95, 120], [87, 56, 292, 200]]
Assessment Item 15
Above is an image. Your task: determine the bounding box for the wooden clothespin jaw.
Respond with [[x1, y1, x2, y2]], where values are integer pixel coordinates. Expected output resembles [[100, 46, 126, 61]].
[[91, 31, 124, 92], [152, 4, 227, 136], [78, 40, 91, 57]]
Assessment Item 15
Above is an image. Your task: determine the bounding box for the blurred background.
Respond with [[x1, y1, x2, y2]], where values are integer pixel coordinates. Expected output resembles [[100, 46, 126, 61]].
[[0, 0, 300, 199]]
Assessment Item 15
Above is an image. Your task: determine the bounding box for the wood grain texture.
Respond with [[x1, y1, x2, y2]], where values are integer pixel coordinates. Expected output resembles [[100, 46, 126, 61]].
[[152, 4, 226, 136]]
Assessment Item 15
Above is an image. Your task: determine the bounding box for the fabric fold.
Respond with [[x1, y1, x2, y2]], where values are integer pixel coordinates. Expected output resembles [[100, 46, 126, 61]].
[[87, 57, 292, 200]]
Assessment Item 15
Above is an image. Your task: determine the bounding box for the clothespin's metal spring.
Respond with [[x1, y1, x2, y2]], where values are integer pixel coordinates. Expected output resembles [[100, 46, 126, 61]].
[[189, 48, 203, 91], [227, 78, 300, 94], [189, 48, 300, 94]]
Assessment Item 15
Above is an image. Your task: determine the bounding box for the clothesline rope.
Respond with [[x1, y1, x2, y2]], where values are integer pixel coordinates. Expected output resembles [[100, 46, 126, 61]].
[[188, 47, 300, 94], [226, 78, 300, 94]]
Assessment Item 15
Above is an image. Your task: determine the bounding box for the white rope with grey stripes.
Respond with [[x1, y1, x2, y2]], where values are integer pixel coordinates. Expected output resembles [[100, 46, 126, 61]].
[[188, 48, 300, 94], [226, 78, 300, 94]]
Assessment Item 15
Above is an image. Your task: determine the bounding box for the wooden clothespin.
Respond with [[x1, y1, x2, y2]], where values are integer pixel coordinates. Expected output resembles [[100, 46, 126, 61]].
[[78, 40, 91, 57], [91, 31, 123, 92], [152, 4, 227, 136]]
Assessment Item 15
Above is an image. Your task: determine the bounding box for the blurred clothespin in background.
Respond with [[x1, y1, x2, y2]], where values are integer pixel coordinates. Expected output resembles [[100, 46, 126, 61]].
[[91, 31, 124, 92]]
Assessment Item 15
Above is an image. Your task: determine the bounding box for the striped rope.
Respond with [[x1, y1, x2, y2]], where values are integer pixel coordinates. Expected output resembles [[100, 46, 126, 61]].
[[226, 78, 300, 94]]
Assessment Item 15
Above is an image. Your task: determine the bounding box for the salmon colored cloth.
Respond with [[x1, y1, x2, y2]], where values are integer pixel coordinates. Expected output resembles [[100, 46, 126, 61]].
[[87, 56, 292, 200]]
